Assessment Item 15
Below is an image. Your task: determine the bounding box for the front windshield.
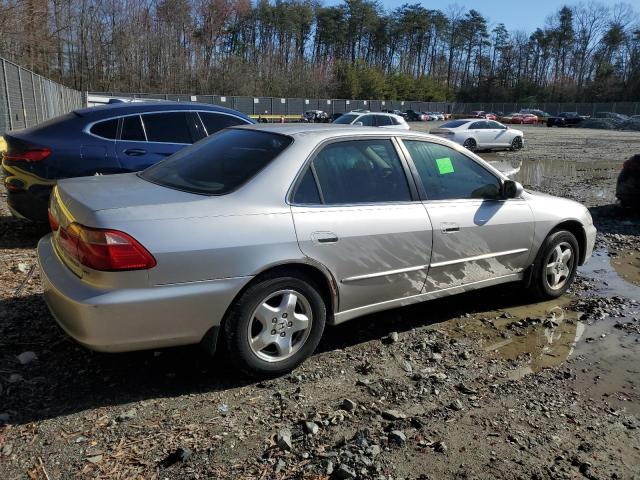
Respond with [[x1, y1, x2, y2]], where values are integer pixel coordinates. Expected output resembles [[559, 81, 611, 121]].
[[333, 114, 359, 124], [140, 129, 292, 195]]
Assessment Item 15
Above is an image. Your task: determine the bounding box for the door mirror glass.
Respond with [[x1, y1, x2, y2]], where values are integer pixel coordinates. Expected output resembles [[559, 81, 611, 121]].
[[502, 179, 523, 198], [353, 121, 363, 126]]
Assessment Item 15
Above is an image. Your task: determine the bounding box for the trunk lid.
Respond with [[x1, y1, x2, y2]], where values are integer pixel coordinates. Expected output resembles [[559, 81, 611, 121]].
[[56, 172, 202, 216]]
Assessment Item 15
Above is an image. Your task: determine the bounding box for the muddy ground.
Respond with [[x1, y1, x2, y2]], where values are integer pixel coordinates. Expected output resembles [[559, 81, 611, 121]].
[[1, 124, 639, 480]]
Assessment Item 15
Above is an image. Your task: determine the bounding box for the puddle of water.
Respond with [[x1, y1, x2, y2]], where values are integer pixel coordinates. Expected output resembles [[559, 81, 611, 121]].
[[609, 248, 640, 287], [579, 247, 640, 300], [440, 249, 640, 412]]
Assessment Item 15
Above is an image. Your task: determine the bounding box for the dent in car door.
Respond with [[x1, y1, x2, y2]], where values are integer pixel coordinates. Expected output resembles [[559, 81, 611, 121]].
[[400, 139, 534, 291], [293, 204, 433, 312], [424, 199, 533, 290], [290, 138, 433, 313]]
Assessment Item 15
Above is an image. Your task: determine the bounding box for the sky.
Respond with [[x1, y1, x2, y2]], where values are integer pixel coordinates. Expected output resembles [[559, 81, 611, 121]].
[[324, 0, 575, 33]]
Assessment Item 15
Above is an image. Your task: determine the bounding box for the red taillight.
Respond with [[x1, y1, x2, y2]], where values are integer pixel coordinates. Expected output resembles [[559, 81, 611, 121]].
[[48, 210, 59, 231], [4, 148, 51, 162], [58, 223, 156, 271]]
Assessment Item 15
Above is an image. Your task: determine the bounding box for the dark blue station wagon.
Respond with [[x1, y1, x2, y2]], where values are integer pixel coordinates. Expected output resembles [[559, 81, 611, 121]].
[[2, 102, 254, 221]]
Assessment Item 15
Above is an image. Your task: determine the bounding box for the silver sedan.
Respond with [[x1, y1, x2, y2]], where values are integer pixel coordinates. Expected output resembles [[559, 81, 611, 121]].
[[39, 124, 595, 375], [430, 119, 524, 152]]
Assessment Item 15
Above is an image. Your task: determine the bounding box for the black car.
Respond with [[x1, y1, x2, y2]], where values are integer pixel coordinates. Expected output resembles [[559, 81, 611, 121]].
[[2, 102, 253, 221], [546, 112, 587, 127], [617, 154, 640, 207], [404, 110, 423, 121]]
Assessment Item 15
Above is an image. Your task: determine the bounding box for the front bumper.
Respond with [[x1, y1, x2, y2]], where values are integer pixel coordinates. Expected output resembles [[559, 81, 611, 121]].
[[37, 235, 251, 352], [582, 224, 597, 264]]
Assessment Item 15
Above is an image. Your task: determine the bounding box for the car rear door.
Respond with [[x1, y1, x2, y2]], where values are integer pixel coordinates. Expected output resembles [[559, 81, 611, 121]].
[[399, 139, 534, 292], [468, 121, 490, 146], [290, 137, 433, 315], [116, 111, 198, 170]]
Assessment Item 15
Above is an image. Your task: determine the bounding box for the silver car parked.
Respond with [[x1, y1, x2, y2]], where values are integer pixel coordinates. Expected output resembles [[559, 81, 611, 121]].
[[39, 124, 596, 375], [430, 119, 524, 152]]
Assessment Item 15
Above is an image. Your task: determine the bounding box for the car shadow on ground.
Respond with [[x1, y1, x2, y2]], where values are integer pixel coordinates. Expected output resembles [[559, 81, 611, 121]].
[[1, 284, 543, 425], [0, 215, 49, 249]]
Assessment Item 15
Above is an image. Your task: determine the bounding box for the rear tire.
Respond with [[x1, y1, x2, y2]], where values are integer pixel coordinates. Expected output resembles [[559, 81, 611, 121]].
[[527, 230, 579, 300], [463, 138, 477, 152], [220, 274, 326, 377]]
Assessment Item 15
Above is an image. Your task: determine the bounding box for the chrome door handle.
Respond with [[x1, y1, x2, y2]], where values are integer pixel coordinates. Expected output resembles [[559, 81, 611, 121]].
[[311, 231, 339, 244], [441, 222, 460, 234]]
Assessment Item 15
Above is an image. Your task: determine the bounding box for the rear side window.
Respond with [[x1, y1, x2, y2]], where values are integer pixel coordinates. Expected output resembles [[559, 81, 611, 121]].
[[141, 129, 292, 195], [311, 139, 411, 204], [470, 121, 487, 129], [90, 119, 118, 139], [293, 168, 321, 204], [199, 112, 247, 135], [358, 115, 374, 126], [375, 115, 392, 126], [121, 115, 145, 141], [142, 112, 193, 143]]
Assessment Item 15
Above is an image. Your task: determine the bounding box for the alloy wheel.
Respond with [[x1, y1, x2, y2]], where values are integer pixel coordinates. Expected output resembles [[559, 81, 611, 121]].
[[463, 138, 476, 151], [247, 290, 313, 362], [544, 242, 574, 291]]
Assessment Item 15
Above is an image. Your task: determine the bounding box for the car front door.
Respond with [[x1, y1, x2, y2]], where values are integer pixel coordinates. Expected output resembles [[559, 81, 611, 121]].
[[290, 138, 433, 315], [116, 112, 198, 170], [488, 121, 511, 146], [400, 139, 534, 292]]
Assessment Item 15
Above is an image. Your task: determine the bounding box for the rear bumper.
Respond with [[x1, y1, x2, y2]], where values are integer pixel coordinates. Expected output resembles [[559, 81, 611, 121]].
[[37, 235, 251, 352], [6, 187, 52, 222]]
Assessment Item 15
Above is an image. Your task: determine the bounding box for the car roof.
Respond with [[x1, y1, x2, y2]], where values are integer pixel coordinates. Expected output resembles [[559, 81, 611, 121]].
[[234, 123, 433, 140], [73, 101, 250, 120]]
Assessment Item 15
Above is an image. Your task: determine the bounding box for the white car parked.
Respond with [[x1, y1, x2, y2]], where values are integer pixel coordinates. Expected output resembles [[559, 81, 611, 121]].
[[430, 119, 523, 152], [333, 111, 410, 130]]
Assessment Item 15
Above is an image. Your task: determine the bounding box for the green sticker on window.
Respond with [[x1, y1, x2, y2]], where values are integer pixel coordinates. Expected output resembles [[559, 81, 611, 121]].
[[435, 157, 454, 174]]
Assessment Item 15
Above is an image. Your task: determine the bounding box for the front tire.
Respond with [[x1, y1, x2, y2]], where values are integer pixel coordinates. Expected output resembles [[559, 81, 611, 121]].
[[221, 274, 326, 376], [527, 230, 579, 300], [511, 136, 523, 151]]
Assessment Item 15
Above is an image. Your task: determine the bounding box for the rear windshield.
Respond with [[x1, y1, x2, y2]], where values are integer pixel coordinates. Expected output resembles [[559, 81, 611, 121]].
[[333, 114, 359, 124], [140, 129, 292, 195], [440, 120, 468, 128]]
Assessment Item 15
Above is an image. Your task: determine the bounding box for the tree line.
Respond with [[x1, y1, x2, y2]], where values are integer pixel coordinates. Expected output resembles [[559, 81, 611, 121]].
[[1, 0, 639, 102]]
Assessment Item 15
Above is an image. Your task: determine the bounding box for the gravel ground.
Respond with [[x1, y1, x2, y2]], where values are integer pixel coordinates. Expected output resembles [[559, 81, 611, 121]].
[[1, 124, 639, 479]]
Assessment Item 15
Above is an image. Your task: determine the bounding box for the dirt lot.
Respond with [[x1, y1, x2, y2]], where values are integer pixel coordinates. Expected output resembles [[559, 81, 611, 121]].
[[1, 124, 639, 480]]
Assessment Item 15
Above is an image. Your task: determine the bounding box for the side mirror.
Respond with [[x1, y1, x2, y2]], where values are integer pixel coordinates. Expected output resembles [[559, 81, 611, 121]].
[[354, 121, 363, 126], [502, 179, 523, 199]]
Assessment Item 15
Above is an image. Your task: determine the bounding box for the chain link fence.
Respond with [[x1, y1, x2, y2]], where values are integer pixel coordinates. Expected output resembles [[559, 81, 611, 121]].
[[92, 92, 640, 117], [0, 57, 85, 136]]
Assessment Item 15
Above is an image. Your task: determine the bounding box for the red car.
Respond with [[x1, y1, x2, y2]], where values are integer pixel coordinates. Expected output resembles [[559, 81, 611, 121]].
[[484, 112, 498, 120], [511, 113, 538, 125]]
